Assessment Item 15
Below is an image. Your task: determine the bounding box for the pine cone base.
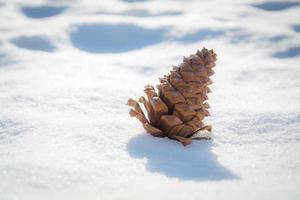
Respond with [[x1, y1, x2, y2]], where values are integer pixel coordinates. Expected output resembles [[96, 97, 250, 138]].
[[127, 47, 217, 146]]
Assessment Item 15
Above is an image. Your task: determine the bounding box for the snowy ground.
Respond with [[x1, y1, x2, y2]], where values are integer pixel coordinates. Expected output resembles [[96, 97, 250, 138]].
[[0, 0, 300, 199]]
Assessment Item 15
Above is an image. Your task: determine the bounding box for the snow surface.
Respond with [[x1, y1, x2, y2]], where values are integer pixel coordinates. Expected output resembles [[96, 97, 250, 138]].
[[0, 0, 300, 199]]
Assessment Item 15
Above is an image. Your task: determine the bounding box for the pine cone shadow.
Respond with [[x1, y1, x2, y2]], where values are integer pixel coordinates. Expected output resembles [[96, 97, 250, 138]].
[[127, 134, 239, 181]]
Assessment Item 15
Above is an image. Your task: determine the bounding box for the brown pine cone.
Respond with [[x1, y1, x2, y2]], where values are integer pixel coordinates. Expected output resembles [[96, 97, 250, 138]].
[[127, 47, 217, 146]]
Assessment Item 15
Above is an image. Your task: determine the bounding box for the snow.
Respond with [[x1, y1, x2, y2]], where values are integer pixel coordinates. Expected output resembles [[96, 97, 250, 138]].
[[0, 0, 300, 199]]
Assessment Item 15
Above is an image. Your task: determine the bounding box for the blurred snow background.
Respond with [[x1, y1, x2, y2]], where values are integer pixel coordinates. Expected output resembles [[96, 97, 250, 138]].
[[0, 0, 300, 199]]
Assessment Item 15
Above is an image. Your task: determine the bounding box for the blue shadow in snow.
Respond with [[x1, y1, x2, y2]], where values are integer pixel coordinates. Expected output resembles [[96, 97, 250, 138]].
[[273, 46, 300, 58], [292, 24, 300, 33], [252, 1, 300, 11], [11, 36, 56, 52], [177, 28, 224, 43], [70, 23, 166, 53], [269, 35, 288, 42], [21, 6, 67, 18], [127, 134, 238, 181]]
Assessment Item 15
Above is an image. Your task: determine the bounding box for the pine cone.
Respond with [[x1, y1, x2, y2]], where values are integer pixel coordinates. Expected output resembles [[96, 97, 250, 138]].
[[127, 47, 217, 146]]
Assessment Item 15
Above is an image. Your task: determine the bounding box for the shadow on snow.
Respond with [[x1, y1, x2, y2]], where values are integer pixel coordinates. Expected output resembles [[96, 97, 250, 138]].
[[292, 24, 300, 33], [70, 23, 166, 53], [252, 1, 300, 11], [273, 46, 300, 58], [11, 36, 56, 52], [176, 28, 224, 43], [127, 134, 238, 181], [21, 6, 67, 18]]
